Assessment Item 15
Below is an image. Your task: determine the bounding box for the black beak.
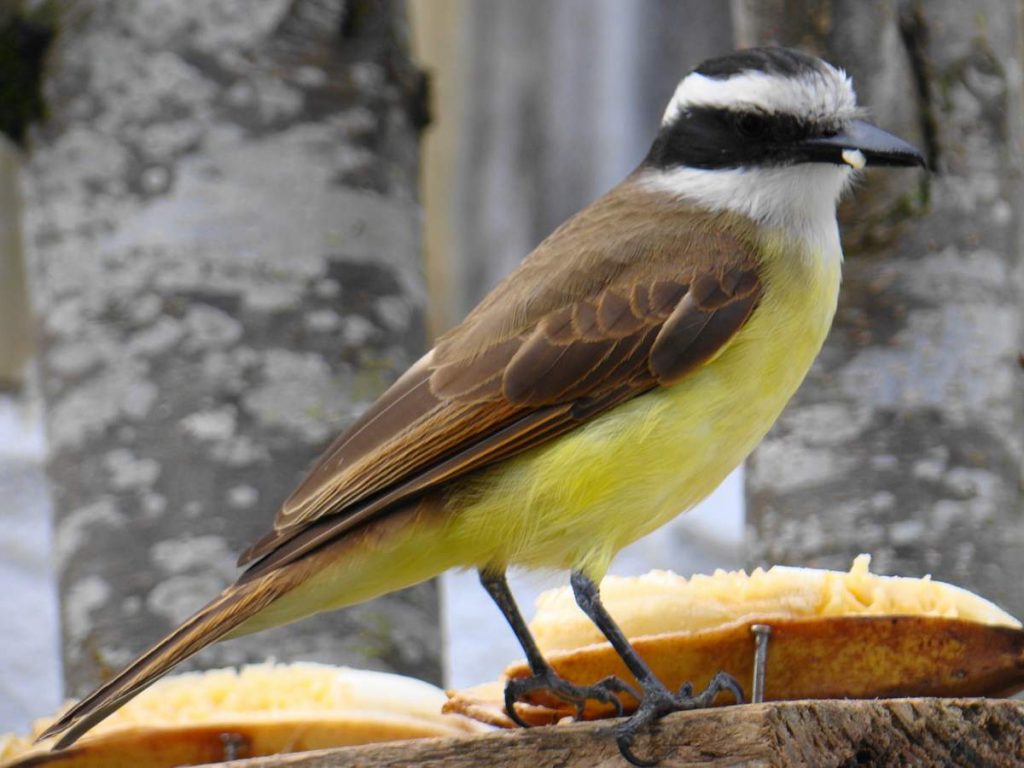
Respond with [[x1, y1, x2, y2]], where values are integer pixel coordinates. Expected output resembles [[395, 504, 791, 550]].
[[800, 119, 926, 168]]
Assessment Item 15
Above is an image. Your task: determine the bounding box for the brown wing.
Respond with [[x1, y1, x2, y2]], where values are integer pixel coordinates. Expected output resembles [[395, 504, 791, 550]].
[[238, 180, 763, 572]]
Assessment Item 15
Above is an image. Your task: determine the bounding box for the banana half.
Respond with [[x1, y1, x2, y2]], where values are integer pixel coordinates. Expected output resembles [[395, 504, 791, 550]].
[[446, 556, 1024, 727], [3, 663, 486, 768]]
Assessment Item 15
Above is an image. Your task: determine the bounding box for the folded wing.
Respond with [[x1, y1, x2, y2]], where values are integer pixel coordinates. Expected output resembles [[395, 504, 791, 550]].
[[238, 184, 763, 574]]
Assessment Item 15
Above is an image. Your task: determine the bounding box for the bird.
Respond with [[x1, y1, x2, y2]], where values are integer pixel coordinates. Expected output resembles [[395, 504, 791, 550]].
[[40, 46, 923, 764]]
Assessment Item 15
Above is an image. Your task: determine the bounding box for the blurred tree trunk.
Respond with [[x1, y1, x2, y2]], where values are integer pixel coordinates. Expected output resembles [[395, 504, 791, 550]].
[[0, 139, 32, 387], [21, 0, 436, 696], [446, 0, 735, 322], [739, 1, 1024, 613]]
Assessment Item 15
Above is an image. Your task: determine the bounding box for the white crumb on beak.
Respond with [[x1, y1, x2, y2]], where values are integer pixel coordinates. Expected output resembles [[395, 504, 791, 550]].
[[841, 148, 866, 170]]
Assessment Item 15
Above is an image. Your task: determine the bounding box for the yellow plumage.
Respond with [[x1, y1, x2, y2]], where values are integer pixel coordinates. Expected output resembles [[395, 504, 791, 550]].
[[449, 233, 839, 577], [243, 225, 842, 633]]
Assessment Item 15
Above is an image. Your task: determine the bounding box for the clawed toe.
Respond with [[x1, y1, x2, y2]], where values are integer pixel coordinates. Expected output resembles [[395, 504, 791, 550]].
[[503, 678, 536, 728], [503, 669, 634, 726], [592, 674, 642, 715], [614, 672, 744, 766], [615, 725, 659, 768], [696, 671, 744, 707]]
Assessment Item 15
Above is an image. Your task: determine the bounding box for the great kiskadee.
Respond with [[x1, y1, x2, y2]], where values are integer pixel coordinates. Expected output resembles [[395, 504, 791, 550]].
[[41, 47, 923, 764]]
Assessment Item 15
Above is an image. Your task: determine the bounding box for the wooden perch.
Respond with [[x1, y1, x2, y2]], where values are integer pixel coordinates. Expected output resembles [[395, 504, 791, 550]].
[[204, 698, 1024, 767]]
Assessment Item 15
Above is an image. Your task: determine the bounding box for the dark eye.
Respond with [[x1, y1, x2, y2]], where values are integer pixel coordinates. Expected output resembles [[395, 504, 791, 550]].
[[735, 112, 768, 139]]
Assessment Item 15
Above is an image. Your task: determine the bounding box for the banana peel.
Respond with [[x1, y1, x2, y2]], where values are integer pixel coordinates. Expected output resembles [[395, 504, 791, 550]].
[[445, 557, 1024, 727]]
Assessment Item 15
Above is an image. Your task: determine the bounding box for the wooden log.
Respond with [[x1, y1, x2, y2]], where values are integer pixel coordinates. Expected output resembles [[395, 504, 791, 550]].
[[201, 698, 1024, 767]]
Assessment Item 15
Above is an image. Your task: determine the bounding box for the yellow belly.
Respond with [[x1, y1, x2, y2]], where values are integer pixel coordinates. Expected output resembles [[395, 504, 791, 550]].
[[443, 232, 842, 578], [240, 231, 842, 634]]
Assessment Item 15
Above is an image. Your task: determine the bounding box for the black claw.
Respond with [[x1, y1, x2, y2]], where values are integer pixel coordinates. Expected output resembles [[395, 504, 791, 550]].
[[503, 682, 534, 728], [594, 675, 642, 715], [503, 669, 631, 726], [703, 671, 745, 705], [615, 725, 657, 768], [611, 671, 745, 765]]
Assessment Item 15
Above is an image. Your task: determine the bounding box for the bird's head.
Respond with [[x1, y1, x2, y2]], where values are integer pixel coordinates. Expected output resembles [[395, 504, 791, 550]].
[[641, 47, 924, 231]]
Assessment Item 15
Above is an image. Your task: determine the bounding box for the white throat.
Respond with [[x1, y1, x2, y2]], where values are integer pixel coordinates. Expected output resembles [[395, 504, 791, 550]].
[[640, 164, 852, 258]]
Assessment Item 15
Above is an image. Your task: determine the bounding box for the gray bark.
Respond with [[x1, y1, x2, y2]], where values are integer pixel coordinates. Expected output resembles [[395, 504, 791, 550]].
[[22, 0, 436, 696], [739, 1, 1024, 614]]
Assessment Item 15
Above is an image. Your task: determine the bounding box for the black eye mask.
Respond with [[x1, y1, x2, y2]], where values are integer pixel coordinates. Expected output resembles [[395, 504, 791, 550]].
[[646, 106, 836, 170]]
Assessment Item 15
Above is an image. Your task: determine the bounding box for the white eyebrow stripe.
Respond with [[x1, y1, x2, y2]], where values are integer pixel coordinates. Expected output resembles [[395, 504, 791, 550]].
[[662, 69, 858, 126]]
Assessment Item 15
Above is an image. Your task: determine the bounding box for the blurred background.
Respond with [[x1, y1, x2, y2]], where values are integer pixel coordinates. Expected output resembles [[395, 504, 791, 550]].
[[0, 0, 1020, 735]]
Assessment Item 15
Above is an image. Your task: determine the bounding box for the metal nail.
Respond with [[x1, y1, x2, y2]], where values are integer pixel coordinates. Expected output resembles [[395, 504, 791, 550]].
[[750, 623, 772, 704]]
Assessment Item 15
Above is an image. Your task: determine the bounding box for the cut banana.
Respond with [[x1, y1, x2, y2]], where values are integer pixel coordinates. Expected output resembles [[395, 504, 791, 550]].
[[445, 556, 1024, 728], [3, 663, 486, 768]]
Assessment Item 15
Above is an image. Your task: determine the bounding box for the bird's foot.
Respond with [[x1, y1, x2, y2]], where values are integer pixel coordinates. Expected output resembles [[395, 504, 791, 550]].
[[614, 671, 744, 767], [503, 669, 638, 727]]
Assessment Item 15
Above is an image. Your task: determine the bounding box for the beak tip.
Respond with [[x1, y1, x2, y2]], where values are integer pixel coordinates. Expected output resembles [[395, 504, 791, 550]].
[[907, 151, 928, 170], [901, 151, 928, 170]]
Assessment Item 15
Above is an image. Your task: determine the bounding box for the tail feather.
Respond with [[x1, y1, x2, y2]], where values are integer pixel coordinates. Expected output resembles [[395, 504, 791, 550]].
[[38, 575, 284, 750]]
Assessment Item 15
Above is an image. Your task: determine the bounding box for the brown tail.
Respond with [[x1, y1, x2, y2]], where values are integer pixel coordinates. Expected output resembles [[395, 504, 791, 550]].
[[37, 574, 285, 750]]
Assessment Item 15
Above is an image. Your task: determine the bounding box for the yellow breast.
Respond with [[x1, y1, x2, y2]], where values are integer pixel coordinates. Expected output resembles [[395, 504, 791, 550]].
[[445, 228, 842, 578], [244, 228, 843, 635]]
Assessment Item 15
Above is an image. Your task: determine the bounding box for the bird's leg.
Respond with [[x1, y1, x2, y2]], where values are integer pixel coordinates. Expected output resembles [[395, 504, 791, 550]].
[[570, 570, 744, 766], [478, 569, 636, 727]]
